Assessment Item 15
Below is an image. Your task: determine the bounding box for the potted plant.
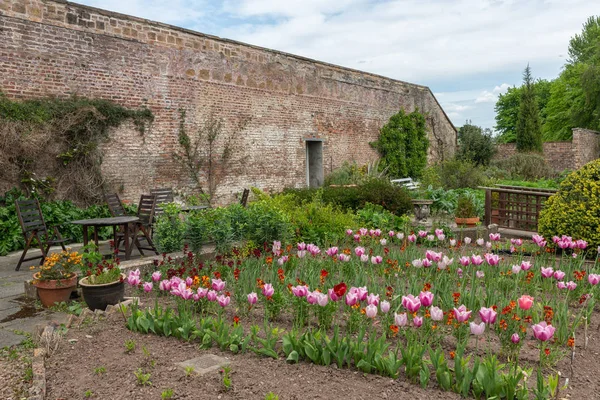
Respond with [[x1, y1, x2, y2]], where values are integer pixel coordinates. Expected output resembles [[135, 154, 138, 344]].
[[32, 250, 80, 307], [79, 248, 126, 311], [455, 194, 480, 227]]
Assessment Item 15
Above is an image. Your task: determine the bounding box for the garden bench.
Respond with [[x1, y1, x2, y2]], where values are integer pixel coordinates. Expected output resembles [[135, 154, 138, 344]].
[[14, 198, 69, 271], [390, 178, 420, 190]]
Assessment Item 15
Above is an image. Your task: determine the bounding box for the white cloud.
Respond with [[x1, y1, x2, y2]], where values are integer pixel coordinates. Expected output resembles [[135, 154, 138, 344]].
[[475, 83, 511, 103]]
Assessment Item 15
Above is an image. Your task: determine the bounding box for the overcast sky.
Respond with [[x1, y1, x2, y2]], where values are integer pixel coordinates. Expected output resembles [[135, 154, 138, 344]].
[[76, 0, 597, 131]]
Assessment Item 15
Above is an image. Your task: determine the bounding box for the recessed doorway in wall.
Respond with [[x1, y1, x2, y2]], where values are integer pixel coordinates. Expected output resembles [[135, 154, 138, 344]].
[[305, 139, 323, 188]]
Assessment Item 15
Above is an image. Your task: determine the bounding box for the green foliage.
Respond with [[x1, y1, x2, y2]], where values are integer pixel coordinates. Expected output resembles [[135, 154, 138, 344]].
[[153, 203, 186, 254], [491, 153, 554, 180], [245, 200, 292, 246], [419, 187, 485, 218], [134, 368, 152, 386], [356, 203, 410, 231], [124, 339, 136, 354], [494, 80, 551, 143], [539, 158, 600, 256], [516, 65, 543, 152], [454, 194, 477, 218], [370, 109, 429, 179], [456, 121, 496, 166], [161, 389, 174, 399], [324, 161, 365, 186], [185, 210, 210, 253], [436, 159, 488, 189]]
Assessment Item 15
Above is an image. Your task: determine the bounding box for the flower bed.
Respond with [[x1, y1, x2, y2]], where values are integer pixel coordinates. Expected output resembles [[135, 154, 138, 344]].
[[124, 229, 599, 399]]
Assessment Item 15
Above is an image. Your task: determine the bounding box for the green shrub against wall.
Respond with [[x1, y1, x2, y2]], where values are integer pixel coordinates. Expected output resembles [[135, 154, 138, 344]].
[[538, 159, 600, 256]]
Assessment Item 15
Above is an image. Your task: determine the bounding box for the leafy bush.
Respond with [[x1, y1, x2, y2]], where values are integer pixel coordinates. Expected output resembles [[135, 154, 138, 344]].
[[370, 109, 429, 179], [491, 153, 553, 180], [539, 159, 600, 256], [418, 187, 485, 218], [185, 210, 211, 253], [456, 122, 496, 166], [357, 203, 410, 232], [324, 162, 365, 186], [455, 194, 477, 218], [438, 159, 488, 189], [246, 199, 292, 246], [153, 203, 185, 253]]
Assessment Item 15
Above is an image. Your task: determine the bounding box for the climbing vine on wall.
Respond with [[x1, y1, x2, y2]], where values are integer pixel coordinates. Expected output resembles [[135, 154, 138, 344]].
[[0, 93, 153, 205], [370, 108, 429, 179]]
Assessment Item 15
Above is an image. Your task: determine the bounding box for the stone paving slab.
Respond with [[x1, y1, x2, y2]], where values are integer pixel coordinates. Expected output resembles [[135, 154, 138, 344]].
[[0, 328, 26, 348], [175, 354, 230, 376]]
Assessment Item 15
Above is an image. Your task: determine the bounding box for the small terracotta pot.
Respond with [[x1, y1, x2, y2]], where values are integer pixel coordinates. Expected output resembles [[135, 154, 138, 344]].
[[33, 273, 78, 308], [455, 217, 480, 228]]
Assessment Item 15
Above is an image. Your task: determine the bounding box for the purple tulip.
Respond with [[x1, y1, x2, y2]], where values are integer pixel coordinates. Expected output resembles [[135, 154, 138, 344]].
[[588, 274, 600, 285], [532, 321, 556, 342], [306, 291, 318, 304], [388, 230, 395, 237], [413, 316, 423, 327], [346, 229, 353, 236], [185, 277, 193, 287], [126, 270, 141, 286], [351, 246, 363, 257], [484, 253, 499, 266], [511, 333, 520, 344], [408, 234, 417, 242], [459, 256, 470, 266], [326, 247, 338, 257], [489, 233, 501, 241], [426, 250, 443, 262], [143, 282, 153, 292], [247, 292, 258, 305], [541, 267, 554, 278], [345, 292, 358, 306], [297, 242, 307, 251], [212, 278, 226, 291], [471, 255, 483, 265], [470, 321, 485, 335], [292, 285, 309, 297], [402, 294, 421, 313], [367, 293, 380, 306], [159, 279, 172, 291], [453, 305, 472, 323], [371, 255, 383, 264], [262, 283, 275, 297], [553, 270, 566, 281], [479, 307, 497, 324], [217, 295, 230, 307], [151, 271, 162, 282], [521, 261, 532, 271], [422, 258, 433, 268], [419, 291, 434, 307], [207, 290, 218, 301], [328, 288, 339, 301], [418, 230, 428, 238], [359, 228, 368, 236]]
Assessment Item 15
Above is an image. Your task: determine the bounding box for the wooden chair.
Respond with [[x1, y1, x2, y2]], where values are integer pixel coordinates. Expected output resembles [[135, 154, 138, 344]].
[[105, 193, 127, 217], [150, 188, 174, 217], [14, 199, 69, 271], [133, 194, 159, 255], [240, 188, 250, 207]]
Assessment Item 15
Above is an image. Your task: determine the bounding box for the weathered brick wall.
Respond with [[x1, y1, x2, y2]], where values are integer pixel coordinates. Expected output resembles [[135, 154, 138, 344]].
[[0, 0, 457, 204], [572, 128, 600, 169]]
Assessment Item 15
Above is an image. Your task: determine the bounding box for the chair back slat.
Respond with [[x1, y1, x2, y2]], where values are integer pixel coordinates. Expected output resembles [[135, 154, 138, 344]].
[[15, 199, 48, 234], [105, 193, 126, 217], [137, 194, 157, 226], [240, 188, 250, 207], [150, 188, 174, 216]]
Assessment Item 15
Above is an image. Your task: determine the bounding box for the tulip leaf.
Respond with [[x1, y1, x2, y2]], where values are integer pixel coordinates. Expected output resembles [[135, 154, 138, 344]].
[[357, 359, 372, 373], [286, 350, 299, 363]]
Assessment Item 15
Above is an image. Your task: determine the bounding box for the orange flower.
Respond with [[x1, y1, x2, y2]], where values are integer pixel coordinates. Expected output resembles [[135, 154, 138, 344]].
[[265, 256, 273, 265], [233, 315, 240, 325], [449, 351, 456, 359], [423, 282, 432, 291], [389, 325, 399, 336]]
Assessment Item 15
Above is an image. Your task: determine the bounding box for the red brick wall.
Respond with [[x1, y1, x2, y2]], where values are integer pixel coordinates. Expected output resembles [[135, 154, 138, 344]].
[[0, 0, 457, 204]]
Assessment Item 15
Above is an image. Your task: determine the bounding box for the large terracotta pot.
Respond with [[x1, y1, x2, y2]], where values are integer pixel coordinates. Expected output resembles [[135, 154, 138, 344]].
[[33, 273, 78, 308], [79, 274, 126, 311], [455, 217, 481, 228]]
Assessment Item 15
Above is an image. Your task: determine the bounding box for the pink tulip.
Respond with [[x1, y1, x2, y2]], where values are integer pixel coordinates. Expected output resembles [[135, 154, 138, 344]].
[[247, 292, 258, 305], [367, 293, 380, 306], [459, 256, 470, 266], [489, 233, 501, 241], [380, 300, 390, 313], [380, 239, 387, 246], [272, 240, 282, 256], [450, 239, 457, 247], [532, 321, 556, 341], [566, 281, 577, 290], [185, 277, 193, 287], [338, 254, 351, 262], [262, 283, 274, 297], [345, 292, 358, 306], [346, 229, 353, 236], [316, 292, 329, 307], [464, 237, 472, 245], [212, 278, 226, 291], [159, 279, 172, 291], [373, 229, 382, 237], [413, 316, 423, 327], [217, 295, 230, 307], [408, 234, 417, 242], [360, 254, 369, 263], [126, 271, 141, 286], [297, 242, 307, 251], [430, 306, 444, 321], [353, 234, 361, 242], [435, 228, 444, 236], [354, 286, 368, 301], [479, 307, 497, 324], [476, 270, 484, 279], [197, 287, 208, 298], [576, 239, 588, 249], [326, 247, 338, 257], [292, 285, 308, 297], [419, 291, 434, 307], [371, 255, 383, 264], [297, 250, 307, 258], [470, 321, 485, 335], [151, 271, 162, 282], [442, 256, 454, 266], [511, 265, 521, 274], [277, 256, 289, 265], [426, 250, 443, 262], [484, 253, 499, 266], [476, 238, 485, 246], [365, 304, 378, 318], [511, 333, 520, 344], [520, 261, 532, 271], [207, 290, 218, 301], [518, 295, 534, 310], [541, 267, 554, 278], [180, 288, 193, 300], [457, 268, 463, 278], [453, 305, 472, 323], [418, 230, 428, 238], [359, 228, 368, 236], [486, 241, 492, 249], [427, 235, 435, 241], [553, 270, 565, 281], [471, 255, 483, 265], [307, 244, 320, 256], [422, 258, 433, 268], [388, 230, 395, 237], [588, 274, 600, 285], [511, 238, 523, 246], [394, 312, 408, 327], [412, 259, 423, 268], [557, 281, 567, 289], [402, 295, 421, 313], [306, 291, 318, 304], [143, 282, 153, 292]]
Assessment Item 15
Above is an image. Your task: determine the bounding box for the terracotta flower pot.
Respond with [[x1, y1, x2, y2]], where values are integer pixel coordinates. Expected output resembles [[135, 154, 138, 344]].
[[33, 273, 78, 308], [79, 274, 126, 311], [455, 217, 480, 228]]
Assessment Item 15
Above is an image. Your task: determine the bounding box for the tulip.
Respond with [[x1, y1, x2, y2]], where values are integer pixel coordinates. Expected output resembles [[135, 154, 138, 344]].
[[359, 228, 368, 236], [297, 242, 307, 251], [212, 278, 226, 291], [576, 239, 588, 249], [292, 285, 308, 297], [459, 256, 470, 266], [345, 292, 358, 306], [464, 237, 472, 245], [354, 247, 365, 257], [395, 312, 408, 327], [566, 281, 577, 290], [185, 277, 193, 287], [396, 232, 405, 240], [126, 271, 141, 286], [471, 255, 483, 265], [307, 244, 321, 256], [408, 234, 417, 242], [457, 268, 463, 278], [346, 229, 353, 236], [479, 307, 497, 324], [470, 321, 485, 335], [207, 290, 218, 301], [180, 288, 193, 300], [419, 291, 434, 307], [380, 238, 387, 246], [338, 254, 351, 262], [380, 300, 390, 313], [297, 250, 307, 258], [272, 240, 281, 256], [373, 229, 382, 237], [316, 292, 329, 307], [435, 228, 444, 236], [143, 282, 153, 292], [353, 234, 361, 242], [476, 238, 485, 246], [489, 233, 501, 241], [366, 293, 380, 306], [442, 255, 454, 266], [412, 259, 423, 268], [247, 292, 258, 304], [217, 295, 230, 307], [453, 305, 472, 323], [511, 333, 520, 344], [371, 255, 383, 264], [588, 274, 600, 285], [328, 288, 339, 301], [262, 283, 275, 297], [413, 316, 423, 327], [306, 291, 318, 304], [388, 230, 395, 237], [430, 306, 444, 321], [326, 247, 338, 257], [541, 267, 554, 278], [159, 279, 171, 291], [426, 250, 443, 262], [418, 230, 428, 238], [517, 295, 534, 310], [450, 239, 457, 247], [557, 281, 567, 289], [553, 270, 565, 281], [197, 288, 208, 298], [532, 321, 556, 341], [437, 233, 446, 241], [511, 265, 521, 275], [422, 258, 433, 268], [151, 271, 161, 282], [476, 270, 485, 279], [365, 304, 378, 318], [521, 261, 532, 271], [360, 254, 369, 263], [427, 235, 435, 241], [356, 286, 368, 301], [277, 256, 289, 265], [511, 238, 523, 246], [484, 253, 499, 266], [402, 294, 421, 313]]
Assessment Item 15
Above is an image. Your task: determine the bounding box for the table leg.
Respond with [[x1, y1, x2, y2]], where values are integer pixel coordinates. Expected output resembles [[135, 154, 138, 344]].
[[112, 225, 118, 258], [94, 227, 99, 248], [82, 225, 89, 249], [124, 222, 131, 260]]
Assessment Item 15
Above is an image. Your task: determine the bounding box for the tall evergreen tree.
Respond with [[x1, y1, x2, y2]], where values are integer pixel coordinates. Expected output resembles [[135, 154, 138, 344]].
[[516, 65, 543, 152]]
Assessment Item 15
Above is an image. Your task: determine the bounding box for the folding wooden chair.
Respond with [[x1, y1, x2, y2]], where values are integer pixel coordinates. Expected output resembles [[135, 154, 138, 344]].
[[15, 199, 69, 271], [240, 188, 250, 207], [150, 188, 174, 218], [133, 194, 159, 256]]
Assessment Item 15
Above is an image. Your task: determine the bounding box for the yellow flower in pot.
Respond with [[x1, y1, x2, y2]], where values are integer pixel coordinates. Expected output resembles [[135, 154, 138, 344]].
[[31, 250, 81, 307]]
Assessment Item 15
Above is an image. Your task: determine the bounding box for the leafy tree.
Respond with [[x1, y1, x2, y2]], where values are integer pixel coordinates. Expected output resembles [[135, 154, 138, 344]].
[[515, 65, 542, 152], [456, 121, 496, 166], [494, 80, 551, 143], [370, 109, 429, 179]]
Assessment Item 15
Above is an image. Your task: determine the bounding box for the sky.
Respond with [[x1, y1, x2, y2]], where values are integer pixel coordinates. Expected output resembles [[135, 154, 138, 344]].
[[76, 0, 598, 131]]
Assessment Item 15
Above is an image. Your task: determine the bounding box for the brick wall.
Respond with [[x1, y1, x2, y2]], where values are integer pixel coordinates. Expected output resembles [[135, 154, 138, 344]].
[[572, 128, 600, 169], [0, 0, 457, 204]]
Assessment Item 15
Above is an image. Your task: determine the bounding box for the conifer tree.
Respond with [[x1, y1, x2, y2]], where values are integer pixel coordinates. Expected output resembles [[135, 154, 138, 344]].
[[516, 65, 543, 152]]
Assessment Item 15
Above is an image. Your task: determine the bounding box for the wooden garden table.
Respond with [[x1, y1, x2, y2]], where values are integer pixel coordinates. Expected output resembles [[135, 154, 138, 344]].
[[71, 216, 140, 260]]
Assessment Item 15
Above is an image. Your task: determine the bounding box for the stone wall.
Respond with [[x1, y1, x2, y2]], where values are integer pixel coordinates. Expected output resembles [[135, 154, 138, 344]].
[[493, 128, 600, 172], [0, 0, 457, 204]]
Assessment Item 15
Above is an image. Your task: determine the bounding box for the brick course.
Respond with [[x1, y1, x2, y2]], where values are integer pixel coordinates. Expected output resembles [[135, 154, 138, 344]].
[[0, 0, 457, 204]]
